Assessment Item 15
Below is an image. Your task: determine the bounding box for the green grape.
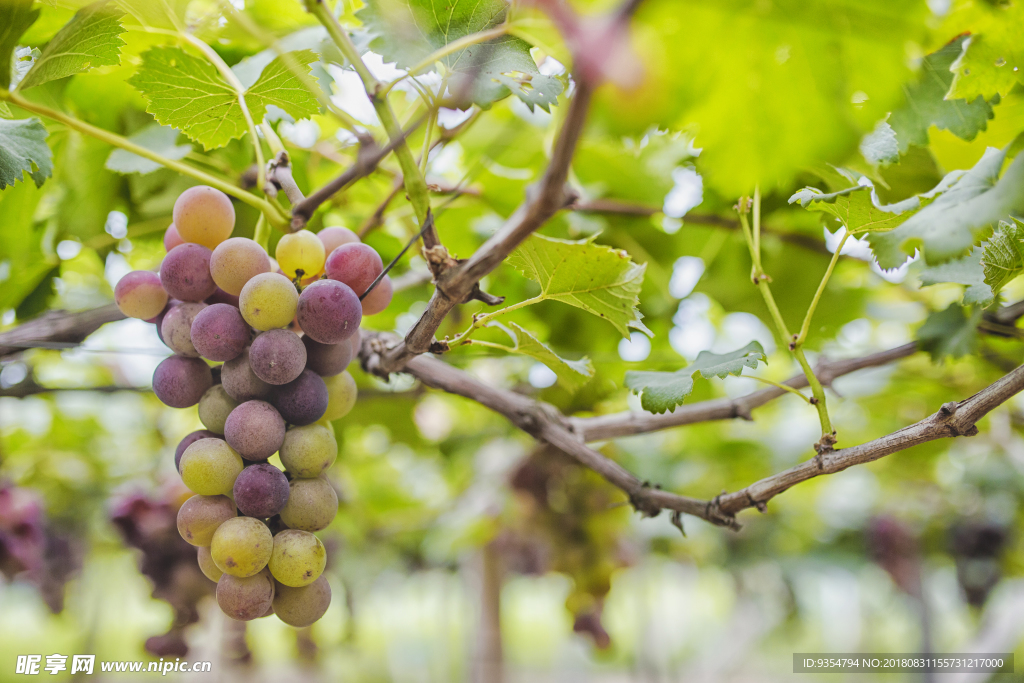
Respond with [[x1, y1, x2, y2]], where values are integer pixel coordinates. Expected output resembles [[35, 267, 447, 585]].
[[197, 384, 239, 434], [239, 272, 298, 331], [273, 575, 331, 628], [322, 371, 357, 421], [279, 476, 338, 532], [179, 438, 244, 496], [197, 545, 223, 582], [211, 516, 273, 577], [276, 230, 326, 280], [210, 237, 271, 296], [217, 568, 274, 621], [176, 494, 237, 546], [279, 424, 337, 478], [268, 529, 326, 587]]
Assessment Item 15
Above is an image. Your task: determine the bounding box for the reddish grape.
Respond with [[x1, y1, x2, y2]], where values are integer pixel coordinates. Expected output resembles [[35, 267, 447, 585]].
[[249, 329, 307, 385], [160, 243, 216, 302], [164, 223, 185, 252], [221, 347, 274, 402], [173, 186, 235, 249], [161, 302, 207, 357], [324, 243, 382, 295], [273, 370, 328, 426], [317, 226, 359, 255], [115, 271, 168, 320], [191, 304, 249, 362], [153, 356, 212, 408], [360, 275, 393, 315], [301, 335, 352, 377], [233, 463, 290, 518], [205, 287, 240, 307], [296, 280, 361, 344], [224, 400, 286, 461]]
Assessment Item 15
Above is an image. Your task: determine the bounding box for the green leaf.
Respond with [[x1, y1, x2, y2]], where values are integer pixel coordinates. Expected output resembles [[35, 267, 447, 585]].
[[789, 169, 916, 234], [494, 322, 594, 391], [0, 118, 53, 189], [868, 147, 1024, 268], [916, 303, 980, 361], [105, 123, 191, 175], [981, 219, 1024, 297], [357, 0, 563, 110], [0, 0, 39, 90], [0, 102, 11, 119], [17, 1, 126, 91], [624, 342, 766, 414], [948, 4, 1024, 101], [889, 37, 995, 153], [243, 50, 321, 124], [860, 121, 900, 167], [918, 248, 993, 306], [128, 46, 244, 151], [505, 234, 649, 339]]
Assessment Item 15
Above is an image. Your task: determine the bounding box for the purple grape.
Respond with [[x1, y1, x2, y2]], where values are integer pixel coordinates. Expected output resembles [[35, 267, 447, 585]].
[[160, 243, 217, 302], [175, 429, 218, 472], [301, 335, 352, 377], [325, 243, 382, 295], [273, 370, 328, 426], [296, 280, 362, 344], [153, 356, 212, 408], [161, 302, 207, 357], [221, 348, 274, 402], [249, 329, 306, 385], [361, 275, 392, 315], [206, 287, 240, 307], [191, 304, 250, 362], [233, 463, 290, 518], [224, 401, 286, 461]]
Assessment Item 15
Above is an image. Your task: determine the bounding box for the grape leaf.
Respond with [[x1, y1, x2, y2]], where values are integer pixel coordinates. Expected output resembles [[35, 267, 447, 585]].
[[494, 322, 594, 391], [981, 219, 1024, 296], [918, 249, 993, 307], [0, 118, 53, 189], [916, 304, 980, 361], [889, 37, 995, 153], [505, 234, 649, 339], [868, 147, 1024, 268], [789, 168, 917, 234], [0, 102, 11, 119], [17, 1, 126, 91], [0, 0, 39, 90], [624, 342, 766, 414], [105, 123, 191, 175], [243, 50, 320, 123], [948, 4, 1024, 101], [860, 121, 900, 167], [357, 0, 562, 110], [116, 0, 188, 31]]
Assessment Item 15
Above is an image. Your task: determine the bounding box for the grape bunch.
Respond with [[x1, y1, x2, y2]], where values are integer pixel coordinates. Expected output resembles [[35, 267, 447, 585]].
[[115, 185, 391, 627]]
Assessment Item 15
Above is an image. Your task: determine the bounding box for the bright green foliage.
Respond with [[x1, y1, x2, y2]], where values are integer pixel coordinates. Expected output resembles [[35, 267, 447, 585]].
[[358, 0, 562, 109], [948, 3, 1024, 100], [505, 234, 649, 339], [624, 342, 767, 414], [789, 168, 915, 234], [889, 37, 995, 153], [916, 303, 981, 360], [0, 118, 53, 189], [243, 51, 321, 123], [0, 0, 39, 90], [490, 322, 594, 391], [17, 1, 126, 91], [104, 123, 190, 175], [981, 219, 1024, 296], [868, 147, 1024, 267], [918, 249, 993, 306]]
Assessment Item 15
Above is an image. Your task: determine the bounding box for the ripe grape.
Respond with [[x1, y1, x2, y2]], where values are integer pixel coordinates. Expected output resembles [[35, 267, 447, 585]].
[[224, 400, 286, 461], [280, 424, 337, 478], [296, 280, 361, 344], [273, 370, 328, 426], [249, 329, 307, 385], [160, 243, 217, 303], [317, 226, 359, 255], [164, 223, 185, 252], [301, 335, 352, 377], [211, 516, 273, 577], [161, 302, 207, 357], [153, 356, 212, 408], [179, 438, 244, 496], [191, 303, 249, 362], [197, 545, 223, 582], [173, 186, 235, 249], [323, 371, 357, 421], [114, 271, 168, 320], [210, 237, 271, 296], [239, 272, 298, 331], [276, 230, 326, 280], [361, 275, 393, 316], [279, 476, 337, 532], [205, 287, 240, 307], [221, 347, 274, 402], [268, 529, 326, 587], [273, 574, 331, 627], [233, 463, 290, 518], [175, 429, 218, 472], [217, 568, 274, 621], [176, 494, 237, 546], [325, 243, 383, 295], [197, 385, 239, 434]]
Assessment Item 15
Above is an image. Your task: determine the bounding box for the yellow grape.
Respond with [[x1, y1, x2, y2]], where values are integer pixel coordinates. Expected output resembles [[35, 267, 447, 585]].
[[276, 230, 326, 280], [280, 424, 337, 478], [322, 371, 357, 421], [239, 272, 298, 331], [210, 237, 271, 296], [273, 575, 331, 627], [198, 545, 224, 582], [179, 438, 244, 496], [173, 186, 235, 249], [268, 529, 326, 587], [211, 516, 273, 577]]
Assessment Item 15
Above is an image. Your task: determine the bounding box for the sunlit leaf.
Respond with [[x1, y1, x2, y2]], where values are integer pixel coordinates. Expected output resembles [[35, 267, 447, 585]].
[[0, 118, 53, 189]]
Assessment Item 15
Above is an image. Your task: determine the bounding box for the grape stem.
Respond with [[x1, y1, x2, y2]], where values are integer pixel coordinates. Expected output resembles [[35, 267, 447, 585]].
[[0, 90, 288, 228], [447, 296, 545, 346]]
